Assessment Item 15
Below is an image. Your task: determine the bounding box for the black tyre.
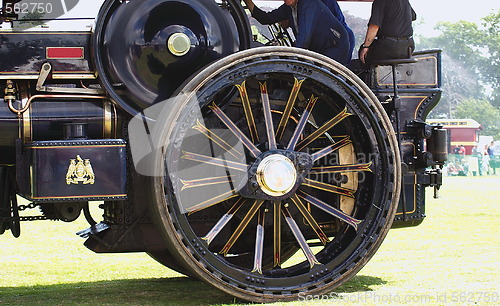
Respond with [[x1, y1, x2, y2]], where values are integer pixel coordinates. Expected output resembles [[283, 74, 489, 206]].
[[150, 47, 401, 302]]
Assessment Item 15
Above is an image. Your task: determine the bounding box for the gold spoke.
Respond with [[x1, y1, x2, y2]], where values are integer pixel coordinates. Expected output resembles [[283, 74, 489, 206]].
[[209, 102, 262, 158], [186, 190, 238, 215], [235, 81, 259, 143], [276, 78, 305, 141], [296, 107, 352, 152], [202, 197, 247, 245], [311, 162, 373, 174], [181, 151, 248, 172], [192, 120, 243, 158], [311, 136, 352, 161], [220, 200, 265, 255], [252, 209, 266, 274], [273, 201, 281, 268], [287, 94, 318, 151], [282, 205, 321, 268], [297, 190, 362, 230], [181, 176, 233, 191], [259, 82, 277, 150], [303, 178, 355, 198], [290, 194, 329, 245]]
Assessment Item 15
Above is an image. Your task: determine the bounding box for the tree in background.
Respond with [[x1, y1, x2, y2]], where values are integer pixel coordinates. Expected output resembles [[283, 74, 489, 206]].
[[428, 54, 483, 117], [419, 10, 500, 120], [453, 98, 500, 140], [16, 12, 45, 29]]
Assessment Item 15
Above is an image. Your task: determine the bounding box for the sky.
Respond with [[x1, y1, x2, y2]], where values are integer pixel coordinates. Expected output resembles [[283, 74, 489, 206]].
[[255, 0, 499, 37], [5, 0, 499, 35]]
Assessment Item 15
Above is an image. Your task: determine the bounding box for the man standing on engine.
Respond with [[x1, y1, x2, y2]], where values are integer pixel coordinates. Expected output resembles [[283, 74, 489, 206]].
[[244, 0, 351, 65]]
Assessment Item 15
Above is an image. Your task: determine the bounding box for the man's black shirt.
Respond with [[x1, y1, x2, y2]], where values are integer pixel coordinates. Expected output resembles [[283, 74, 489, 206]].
[[369, 0, 416, 38]]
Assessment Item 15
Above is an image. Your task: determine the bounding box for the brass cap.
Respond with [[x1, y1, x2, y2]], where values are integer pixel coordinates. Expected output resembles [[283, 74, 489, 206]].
[[167, 33, 191, 57]]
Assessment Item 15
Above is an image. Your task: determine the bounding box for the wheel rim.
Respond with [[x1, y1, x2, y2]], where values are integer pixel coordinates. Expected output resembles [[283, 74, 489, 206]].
[[150, 47, 400, 301]]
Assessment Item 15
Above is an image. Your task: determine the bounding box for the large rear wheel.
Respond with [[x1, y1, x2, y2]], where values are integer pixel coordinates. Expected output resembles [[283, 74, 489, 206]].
[[150, 47, 401, 302]]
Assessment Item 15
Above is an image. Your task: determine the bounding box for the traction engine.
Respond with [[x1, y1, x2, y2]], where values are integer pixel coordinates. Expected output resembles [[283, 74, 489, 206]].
[[0, 0, 446, 302]]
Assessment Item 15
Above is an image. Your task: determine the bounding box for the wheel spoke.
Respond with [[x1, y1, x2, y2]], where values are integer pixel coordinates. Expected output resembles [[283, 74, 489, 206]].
[[273, 201, 281, 267], [181, 176, 233, 191], [259, 82, 277, 150], [303, 178, 355, 198], [192, 119, 243, 158], [235, 81, 260, 143], [181, 151, 248, 172], [282, 205, 321, 268], [296, 107, 352, 152], [297, 190, 362, 230], [290, 194, 329, 245], [187, 190, 238, 215], [220, 199, 265, 255], [202, 197, 247, 245], [209, 102, 262, 158], [276, 78, 305, 141], [311, 162, 373, 174], [287, 94, 318, 151], [311, 136, 352, 161], [251, 208, 266, 274]]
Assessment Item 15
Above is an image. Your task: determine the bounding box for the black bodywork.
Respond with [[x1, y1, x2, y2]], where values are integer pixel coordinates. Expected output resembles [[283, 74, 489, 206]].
[[368, 50, 445, 227]]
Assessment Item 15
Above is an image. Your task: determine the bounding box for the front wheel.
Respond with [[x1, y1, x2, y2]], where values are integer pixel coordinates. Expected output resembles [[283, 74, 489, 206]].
[[150, 47, 401, 302]]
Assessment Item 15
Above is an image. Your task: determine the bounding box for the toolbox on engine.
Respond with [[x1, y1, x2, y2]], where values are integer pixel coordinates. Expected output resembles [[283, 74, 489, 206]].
[[17, 139, 127, 202]]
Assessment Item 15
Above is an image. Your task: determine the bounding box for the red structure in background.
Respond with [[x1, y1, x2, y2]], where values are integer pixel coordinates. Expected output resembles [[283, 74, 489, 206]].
[[427, 119, 481, 155]]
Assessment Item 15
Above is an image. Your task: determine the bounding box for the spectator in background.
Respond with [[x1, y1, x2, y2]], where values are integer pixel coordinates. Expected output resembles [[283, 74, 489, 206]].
[[472, 145, 479, 156], [470, 145, 480, 176], [487, 141, 494, 156], [458, 145, 466, 158], [482, 144, 490, 175], [244, 0, 351, 65], [359, 0, 416, 65], [447, 162, 458, 176], [452, 145, 460, 162], [458, 159, 469, 176], [488, 141, 496, 174]]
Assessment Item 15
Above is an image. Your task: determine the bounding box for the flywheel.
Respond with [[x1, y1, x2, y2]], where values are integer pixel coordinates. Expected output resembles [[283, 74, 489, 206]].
[[93, 0, 250, 115]]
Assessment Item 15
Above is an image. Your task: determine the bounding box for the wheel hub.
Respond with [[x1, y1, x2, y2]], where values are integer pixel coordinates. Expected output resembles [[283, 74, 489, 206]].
[[239, 150, 313, 200], [256, 154, 297, 196]]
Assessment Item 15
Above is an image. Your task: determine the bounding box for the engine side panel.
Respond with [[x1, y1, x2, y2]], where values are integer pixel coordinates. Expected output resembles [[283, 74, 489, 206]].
[[369, 49, 443, 228], [0, 31, 94, 79]]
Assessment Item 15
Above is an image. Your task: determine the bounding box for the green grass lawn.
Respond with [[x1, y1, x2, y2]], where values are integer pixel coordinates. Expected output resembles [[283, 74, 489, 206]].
[[0, 175, 499, 305]]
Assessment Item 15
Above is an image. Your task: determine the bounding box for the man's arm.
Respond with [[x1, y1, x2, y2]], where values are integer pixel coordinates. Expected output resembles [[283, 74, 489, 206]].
[[243, 0, 255, 12], [295, 4, 316, 49], [243, 0, 289, 25], [359, 24, 379, 64]]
